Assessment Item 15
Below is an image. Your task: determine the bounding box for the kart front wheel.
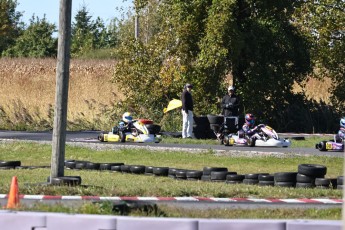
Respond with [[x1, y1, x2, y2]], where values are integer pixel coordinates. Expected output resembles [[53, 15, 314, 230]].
[[317, 141, 327, 151]]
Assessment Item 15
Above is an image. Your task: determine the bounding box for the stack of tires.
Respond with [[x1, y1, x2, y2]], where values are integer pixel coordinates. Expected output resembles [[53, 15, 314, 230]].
[[296, 164, 328, 188], [193, 116, 211, 139], [274, 172, 298, 187], [207, 114, 224, 139]]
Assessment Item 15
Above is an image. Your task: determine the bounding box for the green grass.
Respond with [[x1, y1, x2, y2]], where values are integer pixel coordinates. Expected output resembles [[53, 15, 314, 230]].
[[0, 140, 342, 219]]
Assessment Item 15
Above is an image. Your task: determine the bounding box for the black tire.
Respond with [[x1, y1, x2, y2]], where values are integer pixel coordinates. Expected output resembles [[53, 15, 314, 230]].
[[210, 124, 220, 132], [337, 176, 343, 185], [247, 138, 256, 147], [274, 181, 296, 187], [152, 167, 169, 176], [145, 166, 154, 174], [274, 172, 297, 182], [110, 165, 122, 172], [258, 181, 275, 186], [296, 182, 315, 188], [186, 170, 203, 180], [245, 173, 260, 180], [226, 174, 245, 181], [100, 163, 124, 171], [315, 178, 330, 187], [207, 114, 224, 125], [0, 161, 21, 167], [223, 136, 229, 146], [85, 162, 100, 170], [201, 175, 211, 181], [194, 116, 210, 126], [119, 131, 126, 142], [120, 165, 131, 173], [258, 174, 274, 182], [175, 170, 188, 179], [243, 179, 259, 185], [210, 171, 228, 181], [145, 124, 161, 134], [64, 161, 76, 169], [330, 178, 338, 189], [317, 141, 327, 151], [226, 180, 243, 184], [130, 165, 146, 174], [298, 164, 327, 177], [75, 162, 88, 170], [49, 176, 82, 186], [296, 173, 316, 183], [98, 133, 105, 142], [203, 167, 228, 175]]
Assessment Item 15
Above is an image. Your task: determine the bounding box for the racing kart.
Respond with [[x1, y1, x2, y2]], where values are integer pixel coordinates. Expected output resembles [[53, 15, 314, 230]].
[[315, 139, 344, 152], [222, 124, 291, 148], [98, 119, 161, 143]]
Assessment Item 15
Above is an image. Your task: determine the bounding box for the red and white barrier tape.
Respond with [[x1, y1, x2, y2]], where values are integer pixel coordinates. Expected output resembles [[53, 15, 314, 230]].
[[0, 194, 342, 204]]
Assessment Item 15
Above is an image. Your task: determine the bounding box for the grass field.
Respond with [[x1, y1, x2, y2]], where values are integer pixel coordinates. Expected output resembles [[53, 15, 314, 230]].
[[0, 58, 333, 132], [0, 140, 342, 219]]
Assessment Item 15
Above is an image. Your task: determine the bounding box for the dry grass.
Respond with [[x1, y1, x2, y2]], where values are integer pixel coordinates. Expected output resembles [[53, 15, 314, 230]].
[[0, 58, 333, 130], [0, 58, 123, 130]]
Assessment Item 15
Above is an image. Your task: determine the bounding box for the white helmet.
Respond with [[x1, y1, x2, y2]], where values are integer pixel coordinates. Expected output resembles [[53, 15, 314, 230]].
[[340, 117, 345, 128], [122, 112, 133, 123]]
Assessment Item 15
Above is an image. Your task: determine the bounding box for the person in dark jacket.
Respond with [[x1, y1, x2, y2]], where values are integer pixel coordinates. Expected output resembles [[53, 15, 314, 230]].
[[181, 83, 194, 138], [221, 86, 240, 117]]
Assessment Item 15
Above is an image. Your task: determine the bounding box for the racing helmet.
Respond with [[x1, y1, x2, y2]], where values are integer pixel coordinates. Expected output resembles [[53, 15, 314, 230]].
[[340, 117, 345, 128], [122, 112, 133, 123], [245, 113, 255, 126]]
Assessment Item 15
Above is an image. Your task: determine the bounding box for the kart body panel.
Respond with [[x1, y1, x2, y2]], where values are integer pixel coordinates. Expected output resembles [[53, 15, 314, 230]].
[[315, 140, 344, 152], [230, 135, 291, 148], [102, 132, 160, 143]]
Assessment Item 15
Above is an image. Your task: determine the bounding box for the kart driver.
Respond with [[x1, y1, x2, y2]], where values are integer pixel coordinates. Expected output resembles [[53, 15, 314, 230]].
[[112, 112, 134, 134], [334, 117, 345, 143], [240, 113, 264, 140]]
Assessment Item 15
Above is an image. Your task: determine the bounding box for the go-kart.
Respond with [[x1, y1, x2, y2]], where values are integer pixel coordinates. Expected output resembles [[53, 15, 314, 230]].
[[222, 124, 291, 148], [98, 119, 161, 143], [315, 139, 344, 152]]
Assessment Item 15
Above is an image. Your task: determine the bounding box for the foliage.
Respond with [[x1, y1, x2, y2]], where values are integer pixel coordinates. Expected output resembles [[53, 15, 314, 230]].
[[113, 0, 315, 129], [0, 0, 23, 55], [71, 6, 118, 57], [293, 0, 345, 112], [3, 15, 57, 57]]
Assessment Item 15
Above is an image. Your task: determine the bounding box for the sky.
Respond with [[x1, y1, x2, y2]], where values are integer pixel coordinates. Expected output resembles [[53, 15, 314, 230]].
[[16, 0, 133, 26]]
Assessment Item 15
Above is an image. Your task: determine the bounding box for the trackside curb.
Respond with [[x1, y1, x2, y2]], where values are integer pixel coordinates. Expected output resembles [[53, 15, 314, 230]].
[[0, 194, 342, 204]]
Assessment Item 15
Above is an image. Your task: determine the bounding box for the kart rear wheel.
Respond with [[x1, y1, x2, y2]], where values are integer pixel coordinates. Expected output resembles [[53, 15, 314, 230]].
[[318, 141, 327, 151], [223, 136, 229, 146], [119, 131, 126, 142], [247, 138, 256, 147]]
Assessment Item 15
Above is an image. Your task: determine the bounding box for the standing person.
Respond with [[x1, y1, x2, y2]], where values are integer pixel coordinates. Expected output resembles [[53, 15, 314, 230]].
[[221, 86, 240, 117], [334, 117, 345, 143], [181, 83, 194, 138]]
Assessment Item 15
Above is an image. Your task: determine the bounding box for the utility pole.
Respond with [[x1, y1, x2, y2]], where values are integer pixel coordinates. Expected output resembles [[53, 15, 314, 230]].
[[50, 0, 72, 179]]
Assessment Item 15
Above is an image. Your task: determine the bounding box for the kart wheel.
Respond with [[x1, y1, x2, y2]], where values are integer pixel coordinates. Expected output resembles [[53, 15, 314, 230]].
[[247, 138, 256, 147], [318, 141, 327, 151], [119, 131, 126, 142], [223, 136, 229, 146]]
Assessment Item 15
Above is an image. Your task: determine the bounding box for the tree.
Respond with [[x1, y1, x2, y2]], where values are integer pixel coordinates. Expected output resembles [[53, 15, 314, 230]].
[[0, 0, 23, 55], [71, 5, 119, 57], [3, 15, 57, 57], [113, 0, 312, 129], [293, 0, 345, 111]]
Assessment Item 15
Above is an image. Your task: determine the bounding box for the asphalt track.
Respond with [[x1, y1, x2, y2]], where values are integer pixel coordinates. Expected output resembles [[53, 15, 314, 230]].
[[0, 130, 343, 210], [0, 130, 343, 157]]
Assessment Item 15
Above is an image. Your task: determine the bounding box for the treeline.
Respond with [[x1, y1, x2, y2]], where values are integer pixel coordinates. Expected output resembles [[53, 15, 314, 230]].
[[0, 1, 120, 58], [1, 0, 344, 133]]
